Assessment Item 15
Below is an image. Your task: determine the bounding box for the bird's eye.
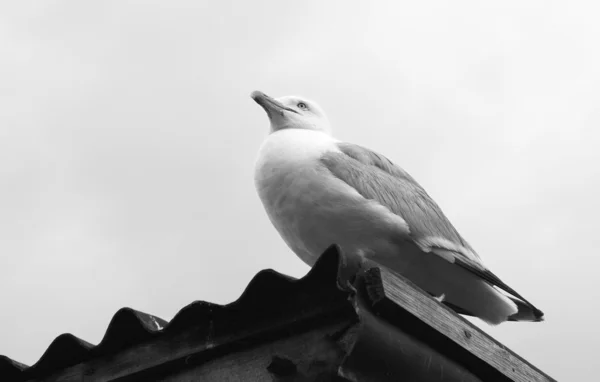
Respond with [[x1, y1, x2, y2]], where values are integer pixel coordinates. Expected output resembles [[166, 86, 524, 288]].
[[297, 102, 308, 110]]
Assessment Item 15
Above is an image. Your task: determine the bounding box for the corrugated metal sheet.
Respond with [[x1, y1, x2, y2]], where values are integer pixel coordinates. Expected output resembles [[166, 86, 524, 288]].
[[0, 246, 555, 382], [0, 246, 348, 381]]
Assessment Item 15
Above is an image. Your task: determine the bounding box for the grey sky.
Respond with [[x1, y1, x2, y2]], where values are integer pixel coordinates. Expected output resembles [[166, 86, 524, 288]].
[[1, 1, 598, 380]]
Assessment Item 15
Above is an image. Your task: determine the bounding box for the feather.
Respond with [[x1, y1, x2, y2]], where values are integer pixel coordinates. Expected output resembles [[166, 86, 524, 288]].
[[320, 142, 544, 322]]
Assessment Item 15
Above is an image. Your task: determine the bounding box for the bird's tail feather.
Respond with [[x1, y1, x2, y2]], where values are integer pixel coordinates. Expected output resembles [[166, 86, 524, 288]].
[[443, 290, 544, 323], [378, 246, 520, 325], [506, 295, 545, 322], [375, 242, 543, 325]]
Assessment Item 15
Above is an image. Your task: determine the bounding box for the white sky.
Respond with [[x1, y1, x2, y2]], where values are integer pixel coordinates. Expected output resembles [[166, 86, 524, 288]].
[[1, 1, 598, 380]]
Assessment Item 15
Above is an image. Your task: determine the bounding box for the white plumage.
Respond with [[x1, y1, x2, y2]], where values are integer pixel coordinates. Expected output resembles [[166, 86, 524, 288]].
[[252, 90, 544, 325]]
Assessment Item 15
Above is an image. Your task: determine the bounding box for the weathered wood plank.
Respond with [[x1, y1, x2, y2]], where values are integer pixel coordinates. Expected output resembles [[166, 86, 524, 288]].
[[372, 266, 555, 382]]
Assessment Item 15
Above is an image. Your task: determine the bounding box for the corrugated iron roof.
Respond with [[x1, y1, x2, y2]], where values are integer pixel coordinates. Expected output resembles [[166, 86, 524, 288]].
[[0, 246, 556, 382], [0, 246, 351, 381]]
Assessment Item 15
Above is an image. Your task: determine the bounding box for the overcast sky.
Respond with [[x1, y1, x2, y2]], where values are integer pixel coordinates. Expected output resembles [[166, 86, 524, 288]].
[[1, 1, 598, 380]]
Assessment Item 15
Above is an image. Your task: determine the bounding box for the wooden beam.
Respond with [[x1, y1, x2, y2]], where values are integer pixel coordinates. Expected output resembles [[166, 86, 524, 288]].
[[362, 265, 556, 382]]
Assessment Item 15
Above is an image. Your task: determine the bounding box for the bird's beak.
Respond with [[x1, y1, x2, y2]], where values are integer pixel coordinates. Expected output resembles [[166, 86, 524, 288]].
[[251, 91, 299, 116]]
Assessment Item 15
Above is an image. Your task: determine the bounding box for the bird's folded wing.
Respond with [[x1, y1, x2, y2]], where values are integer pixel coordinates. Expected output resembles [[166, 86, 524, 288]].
[[320, 142, 478, 259], [320, 142, 540, 310]]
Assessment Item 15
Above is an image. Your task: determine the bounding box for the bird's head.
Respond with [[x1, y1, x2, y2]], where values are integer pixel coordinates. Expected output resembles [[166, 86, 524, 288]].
[[251, 91, 331, 135]]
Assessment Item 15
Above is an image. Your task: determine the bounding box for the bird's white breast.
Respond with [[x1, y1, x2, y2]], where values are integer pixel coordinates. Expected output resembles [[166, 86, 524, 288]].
[[254, 129, 409, 267], [254, 129, 342, 263]]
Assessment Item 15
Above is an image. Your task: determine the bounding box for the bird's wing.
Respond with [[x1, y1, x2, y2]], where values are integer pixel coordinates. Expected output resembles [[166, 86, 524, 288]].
[[320, 142, 539, 309]]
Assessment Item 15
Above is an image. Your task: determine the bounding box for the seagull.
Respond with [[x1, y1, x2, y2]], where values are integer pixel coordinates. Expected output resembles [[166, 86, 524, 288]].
[[251, 90, 544, 325]]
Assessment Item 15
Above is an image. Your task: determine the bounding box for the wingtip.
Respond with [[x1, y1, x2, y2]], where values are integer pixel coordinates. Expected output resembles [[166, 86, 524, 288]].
[[507, 305, 545, 322], [528, 304, 545, 322], [533, 308, 545, 322]]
